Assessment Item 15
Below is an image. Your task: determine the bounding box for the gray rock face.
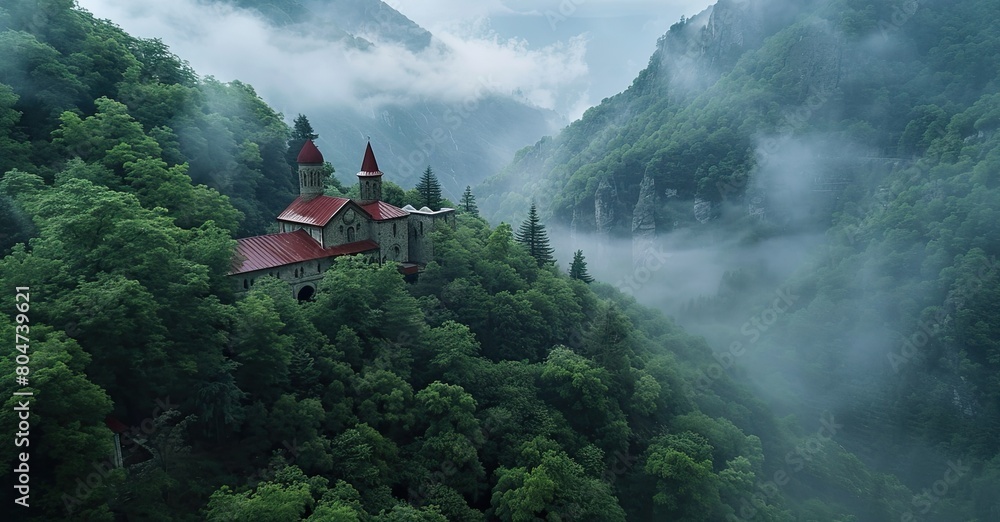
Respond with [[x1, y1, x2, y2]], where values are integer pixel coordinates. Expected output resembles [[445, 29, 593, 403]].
[[595, 178, 617, 235], [703, 0, 764, 68], [632, 173, 657, 266], [632, 174, 656, 235], [656, 0, 764, 93], [783, 26, 842, 97], [693, 197, 713, 224]]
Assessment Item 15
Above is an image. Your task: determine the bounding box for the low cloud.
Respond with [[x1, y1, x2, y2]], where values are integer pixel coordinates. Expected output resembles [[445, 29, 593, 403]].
[[77, 0, 590, 116]]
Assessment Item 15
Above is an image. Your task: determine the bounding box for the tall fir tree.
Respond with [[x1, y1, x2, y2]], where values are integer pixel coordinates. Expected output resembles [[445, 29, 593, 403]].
[[285, 114, 318, 168], [460, 185, 478, 215], [515, 201, 555, 266], [416, 165, 443, 209], [569, 250, 594, 283]]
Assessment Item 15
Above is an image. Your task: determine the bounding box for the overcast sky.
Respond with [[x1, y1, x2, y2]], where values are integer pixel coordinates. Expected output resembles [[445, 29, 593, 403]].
[[392, 0, 713, 112], [76, 0, 712, 120]]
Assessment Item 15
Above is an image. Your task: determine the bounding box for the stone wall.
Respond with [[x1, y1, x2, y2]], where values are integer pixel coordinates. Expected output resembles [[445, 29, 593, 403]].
[[322, 206, 371, 247], [375, 218, 408, 263], [233, 256, 335, 299], [407, 208, 456, 264]]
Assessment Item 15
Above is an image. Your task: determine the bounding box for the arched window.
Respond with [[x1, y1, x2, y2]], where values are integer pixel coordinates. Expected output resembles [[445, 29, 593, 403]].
[[393, 223, 397, 236], [347, 227, 355, 242], [419, 222, 424, 235], [393, 245, 400, 259], [243, 279, 248, 289], [297, 285, 315, 301], [317, 262, 321, 273]]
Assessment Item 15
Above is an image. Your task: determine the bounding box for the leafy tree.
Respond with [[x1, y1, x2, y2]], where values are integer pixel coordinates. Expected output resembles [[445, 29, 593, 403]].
[[568, 249, 594, 283], [380, 180, 406, 207], [514, 201, 554, 267], [286, 113, 318, 169], [415, 166, 442, 209], [490, 437, 626, 522], [205, 464, 339, 521], [459, 185, 478, 215], [0, 321, 117, 520], [643, 432, 721, 521], [0, 83, 30, 174]]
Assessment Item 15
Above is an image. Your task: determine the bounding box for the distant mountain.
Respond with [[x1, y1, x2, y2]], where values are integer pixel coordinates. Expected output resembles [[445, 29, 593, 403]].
[[214, 0, 562, 196], [479, 1, 1000, 520], [479, 0, 998, 235]]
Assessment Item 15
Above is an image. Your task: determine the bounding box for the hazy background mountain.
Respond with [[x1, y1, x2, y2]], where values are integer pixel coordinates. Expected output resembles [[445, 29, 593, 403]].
[[480, 0, 1000, 518], [75, 0, 708, 200], [4, 0, 1000, 519]]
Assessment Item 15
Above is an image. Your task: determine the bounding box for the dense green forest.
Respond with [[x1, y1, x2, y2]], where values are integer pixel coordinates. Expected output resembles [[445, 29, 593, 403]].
[[479, 0, 1000, 520], [1, 0, 998, 520]]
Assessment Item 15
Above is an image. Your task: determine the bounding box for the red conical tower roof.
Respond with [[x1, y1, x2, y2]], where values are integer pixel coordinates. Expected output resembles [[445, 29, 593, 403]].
[[297, 139, 324, 164], [357, 141, 382, 177]]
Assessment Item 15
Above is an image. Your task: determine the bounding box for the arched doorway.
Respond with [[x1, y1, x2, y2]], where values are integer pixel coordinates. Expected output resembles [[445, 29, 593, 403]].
[[297, 285, 315, 301]]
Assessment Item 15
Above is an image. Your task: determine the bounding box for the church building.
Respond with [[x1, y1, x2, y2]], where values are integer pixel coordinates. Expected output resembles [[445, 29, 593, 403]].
[[229, 140, 455, 300]]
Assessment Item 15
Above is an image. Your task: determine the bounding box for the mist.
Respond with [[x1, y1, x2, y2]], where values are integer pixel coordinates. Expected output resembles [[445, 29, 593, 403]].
[[74, 0, 717, 193]]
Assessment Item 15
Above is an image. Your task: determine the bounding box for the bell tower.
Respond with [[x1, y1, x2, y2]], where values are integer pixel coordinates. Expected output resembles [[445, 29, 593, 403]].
[[357, 141, 383, 204], [297, 139, 325, 200]]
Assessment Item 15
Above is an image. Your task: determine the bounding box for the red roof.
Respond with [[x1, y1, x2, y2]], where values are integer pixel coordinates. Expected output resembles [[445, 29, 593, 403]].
[[358, 142, 383, 177], [105, 416, 130, 434], [277, 195, 350, 227], [361, 200, 409, 221], [297, 139, 324, 164], [231, 229, 378, 274]]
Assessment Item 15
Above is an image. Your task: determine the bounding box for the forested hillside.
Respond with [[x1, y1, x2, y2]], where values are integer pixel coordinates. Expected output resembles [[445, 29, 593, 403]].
[[480, 0, 999, 232], [0, 0, 1000, 522], [480, 0, 1000, 519], [0, 0, 969, 520]]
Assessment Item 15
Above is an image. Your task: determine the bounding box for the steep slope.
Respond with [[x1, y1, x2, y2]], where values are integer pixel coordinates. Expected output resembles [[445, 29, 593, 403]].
[[0, 1, 941, 520], [480, 0, 1000, 519], [480, 0, 999, 236]]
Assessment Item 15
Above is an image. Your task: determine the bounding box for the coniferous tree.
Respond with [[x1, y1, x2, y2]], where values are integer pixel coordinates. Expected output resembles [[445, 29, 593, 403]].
[[285, 114, 318, 168], [569, 250, 594, 283], [515, 201, 555, 266], [460, 185, 478, 215], [416, 165, 443, 209]]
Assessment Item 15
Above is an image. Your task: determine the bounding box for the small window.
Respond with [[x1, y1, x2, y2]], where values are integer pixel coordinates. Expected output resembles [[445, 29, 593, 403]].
[[243, 279, 248, 289], [317, 262, 321, 273], [393, 223, 397, 236]]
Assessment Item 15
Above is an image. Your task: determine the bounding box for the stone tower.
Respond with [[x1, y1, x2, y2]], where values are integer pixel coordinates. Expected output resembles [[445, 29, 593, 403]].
[[357, 141, 383, 204], [297, 139, 325, 200]]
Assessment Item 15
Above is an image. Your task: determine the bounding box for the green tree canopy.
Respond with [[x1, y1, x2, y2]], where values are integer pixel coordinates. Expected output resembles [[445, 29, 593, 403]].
[[416, 166, 442, 210], [514, 201, 555, 267], [568, 249, 594, 283]]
